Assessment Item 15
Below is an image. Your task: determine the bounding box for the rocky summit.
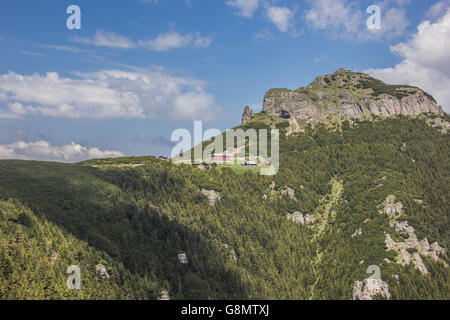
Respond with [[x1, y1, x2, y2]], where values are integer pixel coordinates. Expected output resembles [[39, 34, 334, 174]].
[[262, 68, 444, 121]]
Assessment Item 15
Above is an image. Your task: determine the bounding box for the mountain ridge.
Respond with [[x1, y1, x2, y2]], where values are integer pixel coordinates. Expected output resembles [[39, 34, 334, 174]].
[[260, 68, 444, 122]]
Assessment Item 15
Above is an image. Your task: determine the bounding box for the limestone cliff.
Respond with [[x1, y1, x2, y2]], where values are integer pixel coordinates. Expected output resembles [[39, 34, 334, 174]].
[[262, 68, 444, 121]]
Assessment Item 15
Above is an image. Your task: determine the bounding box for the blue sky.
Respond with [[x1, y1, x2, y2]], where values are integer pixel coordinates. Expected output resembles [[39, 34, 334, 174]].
[[0, 0, 449, 161]]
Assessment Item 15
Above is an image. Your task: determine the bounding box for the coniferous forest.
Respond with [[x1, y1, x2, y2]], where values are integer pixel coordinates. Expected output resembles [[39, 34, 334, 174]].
[[0, 113, 448, 300]]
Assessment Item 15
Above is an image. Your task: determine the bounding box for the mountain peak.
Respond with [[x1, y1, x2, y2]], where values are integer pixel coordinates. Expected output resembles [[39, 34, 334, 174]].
[[262, 69, 443, 121]]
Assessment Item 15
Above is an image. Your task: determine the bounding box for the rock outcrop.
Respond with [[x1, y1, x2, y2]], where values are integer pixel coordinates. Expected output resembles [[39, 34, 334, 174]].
[[201, 189, 221, 206], [50, 252, 58, 265], [393, 221, 414, 233], [263, 69, 444, 121], [263, 89, 320, 121], [242, 105, 254, 124], [351, 228, 363, 238], [382, 196, 448, 275], [281, 187, 297, 201], [384, 195, 403, 216], [352, 278, 391, 300], [287, 211, 304, 224], [157, 290, 170, 300], [178, 253, 188, 264], [95, 264, 110, 278], [286, 211, 315, 225]]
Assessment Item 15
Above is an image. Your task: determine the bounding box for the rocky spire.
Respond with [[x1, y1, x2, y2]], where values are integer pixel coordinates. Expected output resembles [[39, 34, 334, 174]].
[[241, 105, 254, 124]]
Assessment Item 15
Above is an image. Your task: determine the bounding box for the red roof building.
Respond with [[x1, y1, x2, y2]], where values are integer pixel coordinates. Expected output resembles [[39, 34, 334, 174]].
[[211, 154, 230, 162]]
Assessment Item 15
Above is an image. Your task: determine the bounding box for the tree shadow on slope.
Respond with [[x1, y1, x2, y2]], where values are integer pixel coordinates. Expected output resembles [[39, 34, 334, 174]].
[[0, 160, 249, 299]]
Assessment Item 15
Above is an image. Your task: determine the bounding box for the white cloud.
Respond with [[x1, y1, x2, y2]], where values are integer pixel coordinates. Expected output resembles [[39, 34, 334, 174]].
[[365, 9, 450, 112], [194, 32, 214, 48], [73, 30, 212, 51], [0, 140, 124, 162], [314, 55, 328, 63], [139, 31, 193, 51], [73, 30, 136, 49], [0, 69, 221, 122], [304, 0, 409, 41], [227, 0, 260, 18], [253, 27, 275, 42], [18, 50, 45, 57], [266, 6, 294, 32], [41, 44, 90, 54], [305, 0, 360, 33], [425, 0, 450, 21]]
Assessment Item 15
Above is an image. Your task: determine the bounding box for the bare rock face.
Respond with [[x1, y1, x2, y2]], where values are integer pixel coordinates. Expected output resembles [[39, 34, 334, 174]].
[[393, 221, 415, 233], [385, 202, 403, 215], [286, 211, 315, 225], [420, 238, 446, 263], [352, 278, 391, 300], [50, 252, 58, 265], [263, 89, 320, 121], [201, 189, 221, 206], [304, 214, 315, 224], [224, 244, 237, 262], [157, 290, 170, 300], [286, 211, 304, 224], [281, 187, 297, 201], [262, 69, 444, 122], [96, 264, 110, 278], [393, 275, 400, 284], [351, 228, 363, 238], [178, 253, 188, 264]]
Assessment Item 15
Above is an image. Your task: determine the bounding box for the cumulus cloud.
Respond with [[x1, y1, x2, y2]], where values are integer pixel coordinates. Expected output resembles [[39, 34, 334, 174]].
[[73, 30, 212, 51], [304, 0, 409, 41], [365, 9, 450, 112], [266, 6, 295, 32], [227, 0, 260, 18], [0, 140, 124, 162], [0, 69, 221, 122]]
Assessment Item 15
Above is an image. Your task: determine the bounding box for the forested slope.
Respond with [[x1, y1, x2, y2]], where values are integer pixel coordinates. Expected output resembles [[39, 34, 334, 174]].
[[0, 113, 449, 299]]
